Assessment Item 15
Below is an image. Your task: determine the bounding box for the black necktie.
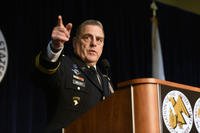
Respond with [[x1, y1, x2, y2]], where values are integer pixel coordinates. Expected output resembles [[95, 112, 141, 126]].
[[89, 66, 102, 88]]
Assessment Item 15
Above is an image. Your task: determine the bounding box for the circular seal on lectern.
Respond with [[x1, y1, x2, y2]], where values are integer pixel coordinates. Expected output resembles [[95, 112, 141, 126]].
[[0, 29, 8, 83], [162, 90, 193, 133], [194, 97, 200, 132]]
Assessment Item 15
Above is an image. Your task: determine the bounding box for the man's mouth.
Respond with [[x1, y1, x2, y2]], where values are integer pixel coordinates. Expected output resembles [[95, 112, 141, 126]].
[[88, 50, 96, 55]]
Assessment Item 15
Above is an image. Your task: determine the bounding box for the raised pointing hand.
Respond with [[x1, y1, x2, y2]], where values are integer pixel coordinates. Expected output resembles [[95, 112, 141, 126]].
[[51, 15, 73, 50]]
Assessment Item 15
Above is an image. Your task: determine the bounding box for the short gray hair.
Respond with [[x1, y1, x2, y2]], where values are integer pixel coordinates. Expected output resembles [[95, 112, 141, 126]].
[[75, 19, 104, 37]]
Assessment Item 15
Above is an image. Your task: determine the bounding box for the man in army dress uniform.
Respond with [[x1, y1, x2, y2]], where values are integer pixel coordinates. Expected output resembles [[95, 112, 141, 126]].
[[34, 15, 114, 133]]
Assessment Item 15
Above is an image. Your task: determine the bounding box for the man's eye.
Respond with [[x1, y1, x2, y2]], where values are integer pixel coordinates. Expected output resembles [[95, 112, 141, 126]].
[[98, 39, 103, 43], [82, 36, 91, 41], [97, 38, 104, 44]]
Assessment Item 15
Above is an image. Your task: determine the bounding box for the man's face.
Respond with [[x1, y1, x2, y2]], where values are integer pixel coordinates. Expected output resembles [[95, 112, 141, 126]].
[[73, 25, 104, 66]]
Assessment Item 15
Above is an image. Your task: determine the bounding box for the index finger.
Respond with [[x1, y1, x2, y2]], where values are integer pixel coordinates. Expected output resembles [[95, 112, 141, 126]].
[[57, 15, 64, 26]]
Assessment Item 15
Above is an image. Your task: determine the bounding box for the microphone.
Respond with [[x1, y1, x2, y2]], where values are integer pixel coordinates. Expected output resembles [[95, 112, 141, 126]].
[[101, 59, 114, 94], [101, 59, 110, 77]]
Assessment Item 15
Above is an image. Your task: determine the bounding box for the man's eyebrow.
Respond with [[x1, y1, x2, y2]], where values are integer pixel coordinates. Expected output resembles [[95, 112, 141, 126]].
[[81, 33, 92, 37], [80, 32, 104, 38]]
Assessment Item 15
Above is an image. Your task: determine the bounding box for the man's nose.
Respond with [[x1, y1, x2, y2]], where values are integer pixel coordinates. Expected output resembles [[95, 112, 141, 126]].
[[90, 38, 97, 46]]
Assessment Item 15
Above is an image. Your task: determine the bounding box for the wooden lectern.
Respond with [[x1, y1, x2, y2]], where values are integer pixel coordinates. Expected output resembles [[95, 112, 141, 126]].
[[63, 78, 200, 133]]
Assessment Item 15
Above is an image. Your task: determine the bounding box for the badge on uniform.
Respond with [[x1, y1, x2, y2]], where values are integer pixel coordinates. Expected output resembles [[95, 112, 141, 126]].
[[73, 96, 80, 106], [73, 75, 84, 82], [72, 64, 81, 75]]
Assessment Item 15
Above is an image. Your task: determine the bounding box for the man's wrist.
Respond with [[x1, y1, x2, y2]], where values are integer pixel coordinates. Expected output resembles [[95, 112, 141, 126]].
[[46, 41, 63, 62], [50, 41, 63, 52]]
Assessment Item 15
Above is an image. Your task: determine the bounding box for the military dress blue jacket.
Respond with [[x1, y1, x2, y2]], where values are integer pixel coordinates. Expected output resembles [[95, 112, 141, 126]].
[[34, 51, 113, 133]]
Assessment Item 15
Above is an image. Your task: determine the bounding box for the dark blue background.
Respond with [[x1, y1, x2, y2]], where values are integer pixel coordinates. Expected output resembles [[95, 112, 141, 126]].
[[0, 0, 200, 132]]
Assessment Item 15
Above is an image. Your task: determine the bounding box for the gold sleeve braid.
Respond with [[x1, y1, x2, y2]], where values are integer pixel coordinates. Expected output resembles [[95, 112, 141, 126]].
[[35, 52, 60, 75]]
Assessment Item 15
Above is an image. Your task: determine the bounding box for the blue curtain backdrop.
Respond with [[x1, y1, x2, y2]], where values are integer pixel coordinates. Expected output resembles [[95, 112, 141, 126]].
[[0, 0, 200, 132]]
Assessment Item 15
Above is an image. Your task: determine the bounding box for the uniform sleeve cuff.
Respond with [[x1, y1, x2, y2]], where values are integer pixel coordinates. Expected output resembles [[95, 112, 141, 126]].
[[47, 41, 64, 62]]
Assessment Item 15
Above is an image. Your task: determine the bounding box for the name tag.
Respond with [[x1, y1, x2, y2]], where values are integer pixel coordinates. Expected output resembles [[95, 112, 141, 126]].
[[73, 79, 85, 87]]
